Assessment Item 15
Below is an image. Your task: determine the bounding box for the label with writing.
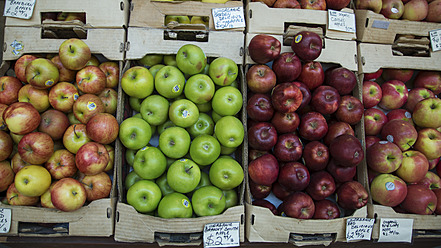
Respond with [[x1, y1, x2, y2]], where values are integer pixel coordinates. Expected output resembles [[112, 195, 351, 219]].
[[378, 218, 413, 243], [430, 29, 441, 52], [204, 222, 240, 248], [4, 0, 36, 19], [212, 7, 245, 30], [0, 208, 12, 234], [346, 217, 374, 241], [328, 10, 356, 33]]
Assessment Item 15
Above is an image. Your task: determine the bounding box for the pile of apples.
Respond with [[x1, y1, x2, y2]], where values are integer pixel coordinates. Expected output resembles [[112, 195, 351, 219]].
[[355, 0, 441, 22], [0, 38, 120, 212], [119, 44, 245, 218], [363, 68, 441, 215], [251, 0, 352, 12], [246, 33, 368, 219]]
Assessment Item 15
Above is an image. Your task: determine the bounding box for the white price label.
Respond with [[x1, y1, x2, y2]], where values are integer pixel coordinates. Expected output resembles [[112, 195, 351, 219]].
[[212, 7, 245, 30], [346, 218, 374, 241], [328, 10, 356, 33], [0, 208, 12, 233], [430, 29, 441, 52], [204, 222, 240, 248], [378, 218, 413, 243], [3, 0, 36, 19]]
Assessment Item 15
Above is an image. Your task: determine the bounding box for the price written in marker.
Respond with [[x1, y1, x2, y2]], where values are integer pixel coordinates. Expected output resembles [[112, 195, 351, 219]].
[[328, 10, 356, 33], [378, 218, 413, 243], [429, 29, 441, 52], [212, 7, 245, 30], [346, 217, 374, 241], [3, 0, 36, 19], [204, 222, 240, 248], [0, 208, 12, 234]]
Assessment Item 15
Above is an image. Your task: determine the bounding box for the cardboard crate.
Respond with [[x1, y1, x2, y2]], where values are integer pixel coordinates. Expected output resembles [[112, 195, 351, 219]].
[[114, 31, 246, 245], [5, 0, 129, 28], [0, 55, 125, 237], [246, 1, 356, 41], [245, 33, 358, 71], [355, 9, 441, 45], [128, 0, 244, 31]]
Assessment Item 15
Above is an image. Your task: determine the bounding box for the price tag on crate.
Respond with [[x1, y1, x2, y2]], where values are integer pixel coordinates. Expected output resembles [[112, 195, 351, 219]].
[[212, 7, 245, 30], [203, 222, 240, 248], [328, 10, 356, 33], [3, 0, 36, 19], [0, 208, 12, 233], [346, 217, 374, 241], [378, 218, 413, 243], [430, 29, 441, 52]]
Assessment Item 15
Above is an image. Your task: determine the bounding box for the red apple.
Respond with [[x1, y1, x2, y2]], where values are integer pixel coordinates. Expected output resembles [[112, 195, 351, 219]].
[[248, 34, 281, 64], [11, 153, 31, 173], [299, 111, 328, 141], [401, 184, 436, 215], [248, 154, 279, 186], [78, 171, 112, 201], [365, 136, 381, 149], [291, 31, 323, 62], [362, 80, 382, 109], [76, 65, 106, 95], [278, 192, 315, 219], [18, 132, 54, 164], [311, 85, 341, 115], [3, 102, 41, 135], [405, 88, 435, 112], [272, 52, 302, 83], [51, 178, 87, 212], [48, 82, 79, 113], [364, 68, 383, 81], [324, 67, 357, 96], [99, 61, 120, 88], [306, 171, 336, 201], [247, 93, 274, 122], [272, 181, 292, 201], [6, 183, 39, 206], [335, 95, 363, 125], [98, 88, 118, 115], [300, 0, 327, 10], [417, 171, 441, 190], [273, 133, 303, 162], [246, 64, 277, 94], [336, 181, 368, 210], [0, 76, 23, 105], [270, 111, 300, 134], [252, 199, 278, 215], [0, 130, 13, 161], [413, 70, 441, 95], [303, 141, 329, 172], [249, 179, 272, 199], [371, 173, 407, 207], [329, 134, 364, 167], [252, 0, 277, 6], [86, 113, 119, 145], [412, 97, 441, 129], [45, 149, 77, 180], [248, 122, 278, 151], [297, 61, 324, 90], [51, 55, 76, 83], [364, 108, 388, 136], [75, 142, 109, 176], [396, 150, 429, 183], [313, 199, 340, 219], [271, 82, 303, 113], [38, 109, 70, 141], [278, 162, 310, 191], [402, 0, 429, 21], [428, 157, 440, 170], [381, 119, 418, 151], [0, 160, 14, 192], [14, 55, 38, 83], [382, 68, 414, 83], [326, 158, 357, 183], [367, 141, 403, 173], [414, 128, 441, 160], [379, 80, 408, 110], [380, 0, 405, 19], [323, 121, 354, 146], [292, 81, 312, 111], [273, 0, 301, 7], [248, 149, 270, 162], [72, 93, 105, 124], [386, 109, 413, 125]]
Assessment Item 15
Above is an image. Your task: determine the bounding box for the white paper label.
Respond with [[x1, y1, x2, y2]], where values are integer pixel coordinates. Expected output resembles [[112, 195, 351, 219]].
[[3, 0, 36, 19], [378, 218, 413, 243], [429, 29, 441, 52], [0, 208, 12, 233], [346, 218, 374, 241], [328, 10, 356, 33], [212, 7, 245, 30], [204, 222, 240, 248]]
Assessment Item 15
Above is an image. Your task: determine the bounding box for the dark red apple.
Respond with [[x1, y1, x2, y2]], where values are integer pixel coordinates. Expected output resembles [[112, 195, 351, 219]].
[[247, 93, 274, 122], [325, 67, 357, 95], [311, 85, 341, 115], [379, 80, 408, 110], [306, 170, 336, 201], [278, 192, 315, 219], [246, 64, 277, 94], [291, 31, 323, 62], [248, 154, 279, 186], [271, 111, 300, 134], [381, 119, 418, 151], [278, 162, 310, 191], [272, 52, 302, 83], [364, 108, 388, 136], [401, 184, 437, 215], [248, 34, 281, 64], [382, 68, 414, 83], [329, 134, 364, 167], [365, 136, 381, 149], [297, 61, 324, 90], [313, 199, 340, 219], [249, 149, 270, 162], [249, 179, 272, 199], [272, 181, 293, 201], [413, 70, 441, 95], [405, 87, 435, 112], [326, 0, 351, 10], [323, 121, 354, 146], [335, 95, 363, 125], [386, 109, 413, 125], [362, 80, 382, 109], [273, 0, 301, 7], [252, 199, 278, 215], [303, 141, 329, 172], [363, 68, 383, 81], [336, 181, 368, 210], [273, 133, 303, 162], [271, 82, 303, 113], [292, 81, 312, 110], [248, 122, 278, 151], [326, 158, 357, 183], [433, 188, 441, 215], [298, 111, 328, 141], [366, 141, 403, 173]]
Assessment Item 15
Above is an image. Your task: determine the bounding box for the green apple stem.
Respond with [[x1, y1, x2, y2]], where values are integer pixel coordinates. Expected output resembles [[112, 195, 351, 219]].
[[9, 195, 18, 201], [73, 124, 80, 138], [32, 72, 40, 79], [185, 166, 193, 174]]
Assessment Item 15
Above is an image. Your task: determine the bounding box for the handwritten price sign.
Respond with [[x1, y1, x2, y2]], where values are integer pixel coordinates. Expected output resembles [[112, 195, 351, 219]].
[[3, 0, 36, 19], [346, 218, 374, 241], [212, 7, 245, 30], [203, 222, 240, 248], [328, 10, 356, 33], [378, 218, 413, 243], [0, 208, 12, 234], [430, 29, 441, 52]]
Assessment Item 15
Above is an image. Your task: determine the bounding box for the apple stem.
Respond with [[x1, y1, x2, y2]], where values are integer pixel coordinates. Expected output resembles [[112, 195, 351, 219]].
[[427, 205, 435, 214], [73, 124, 80, 139], [185, 166, 193, 174], [9, 195, 18, 201]]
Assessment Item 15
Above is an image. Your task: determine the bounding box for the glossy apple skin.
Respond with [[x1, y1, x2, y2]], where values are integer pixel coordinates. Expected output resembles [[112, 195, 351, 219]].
[[364, 69, 383, 81], [371, 173, 408, 207], [381, 119, 418, 151], [272, 181, 292, 201], [386, 109, 413, 125], [248, 122, 278, 151], [365, 136, 381, 149], [252, 199, 278, 215], [273, 133, 303, 162], [271, 111, 300, 134], [299, 111, 328, 141], [313, 199, 341, 219], [248, 34, 281, 64], [405, 87, 435, 112], [297, 61, 324, 91], [271, 82, 303, 113], [278, 192, 315, 219], [382, 68, 414, 83], [433, 188, 441, 214], [248, 149, 271, 162], [401, 184, 437, 215], [248, 154, 279, 186], [306, 171, 336, 201], [3, 102, 41, 135], [326, 158, 357, 183], [417, 171, 441, 190], [362, 80, 382, 109], [379, 80, 408, 110], [325, 67, 357, 95], [329, 134, 364, 167], [323, 121, 354, 146], [272, 52, 302, 83], [364, 108, 388, 136], [292, 81, 312, 110], [278, 162, 310, 191], [249, 179, 272, 199], [336, 181, 368, 210], [291, 31, 322, 62], [303, 141, 329, 172], [311, 85, 341, 115], [366, 141, 403, 173], [335, 95, 364, 125], [413, 70, 441, 95], [246, 64, 277, 94], [273, 0, 301, 8], [247, 93, 274, 122]]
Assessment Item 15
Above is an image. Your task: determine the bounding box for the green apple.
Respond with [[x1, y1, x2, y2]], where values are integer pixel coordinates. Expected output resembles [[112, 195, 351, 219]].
[[186, 113, 214, 138], [119, 117, 152, 150], [167, 158, 201, 193], [208, 57, 238, 86], [163, 55, 177, 67], [176, 44, 207, 76], [157, 192, 193, 218], [121, 66, 154, 99], [196, 101, 212, 113], [133, 113, 142, 118], [211, 86, 243, 116], [157, 120, 176, 135], [190, 16, 209, 26], [223, 189, 238, 209], [169, 99, 199, 128], [209, 156, 243, 190], [156, 173, 175, 196], [158, 126, 191, 159], [165, 16, 191, 25], [189, 171, 212, 197], [220, 145, 237, 155], [214, 116, 244, 148], [192, 185, 226, 217], [155, 66, 185, 99], [133, 146, 167, 180], [138, 54, 163, 67], [25, 58, 60, 89], [211, 110, 223, 123], [140, 95, 169, 126], [184, 74, 215, 104], [129, 96, 144, 112], [125, 149, 136, 166], [68, 112, 82, 125], [190, 134, 221, 166], [126, 180, 162, 214], [58, 38, 91, 71], [62, 124, 91, 154], [149, 64, 165, 79], [125, 170, 143, 189]]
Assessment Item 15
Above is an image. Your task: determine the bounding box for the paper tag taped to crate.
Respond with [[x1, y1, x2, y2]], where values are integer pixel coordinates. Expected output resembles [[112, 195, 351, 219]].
[[0, 208, 12, 233], [328, 10, 356, 33], [3, 0, 36, 19], [203, 222, 240, 248], [430, 29, 441, 52], [378, 218, 413, 243], [212, 7, 245, 30], [346, 217, 374, 241]]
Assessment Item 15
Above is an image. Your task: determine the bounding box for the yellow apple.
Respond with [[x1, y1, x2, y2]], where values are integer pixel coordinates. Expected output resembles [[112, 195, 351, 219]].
[[15, 165, 52, 197]]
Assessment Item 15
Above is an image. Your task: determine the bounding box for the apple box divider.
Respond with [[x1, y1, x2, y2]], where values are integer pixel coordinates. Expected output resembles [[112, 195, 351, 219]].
[[357, 42, 441, 240]]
